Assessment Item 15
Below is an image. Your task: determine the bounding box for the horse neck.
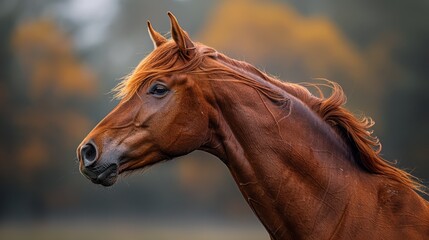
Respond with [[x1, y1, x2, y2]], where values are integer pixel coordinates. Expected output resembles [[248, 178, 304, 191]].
[[201, 79, 365, 239]]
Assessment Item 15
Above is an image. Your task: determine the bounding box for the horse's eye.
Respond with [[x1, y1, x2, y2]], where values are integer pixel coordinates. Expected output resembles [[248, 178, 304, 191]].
[[148, 83, 169, 97]]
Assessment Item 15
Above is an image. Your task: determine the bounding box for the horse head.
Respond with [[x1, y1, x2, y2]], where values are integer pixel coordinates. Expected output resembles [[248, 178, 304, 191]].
[[77, 13, 212, 186]]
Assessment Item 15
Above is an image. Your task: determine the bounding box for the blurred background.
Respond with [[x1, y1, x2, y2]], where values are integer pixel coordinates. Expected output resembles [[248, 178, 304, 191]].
[[1, 0, 428, 239]]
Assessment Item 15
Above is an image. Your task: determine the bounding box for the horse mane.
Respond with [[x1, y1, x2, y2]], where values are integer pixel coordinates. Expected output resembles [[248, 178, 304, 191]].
[[114, 40, 423, 193]]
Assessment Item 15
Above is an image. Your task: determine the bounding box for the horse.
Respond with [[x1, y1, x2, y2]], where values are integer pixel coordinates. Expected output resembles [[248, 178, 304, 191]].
[[77, 12, 429, 239]]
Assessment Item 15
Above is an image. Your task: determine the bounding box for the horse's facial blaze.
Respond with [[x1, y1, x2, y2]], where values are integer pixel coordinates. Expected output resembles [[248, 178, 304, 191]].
[[77, 74, 209, 186]]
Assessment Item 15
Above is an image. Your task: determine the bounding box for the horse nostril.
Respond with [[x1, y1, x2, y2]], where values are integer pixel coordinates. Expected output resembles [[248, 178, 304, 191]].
[[81, 142, 98, 167]]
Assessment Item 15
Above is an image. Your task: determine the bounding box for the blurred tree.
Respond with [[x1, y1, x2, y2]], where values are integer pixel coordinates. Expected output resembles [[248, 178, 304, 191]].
[[199, 0, 387, 117], [0, 18, 98, 220], [12, 20, 97, 99], [10, 18, 97, 175]]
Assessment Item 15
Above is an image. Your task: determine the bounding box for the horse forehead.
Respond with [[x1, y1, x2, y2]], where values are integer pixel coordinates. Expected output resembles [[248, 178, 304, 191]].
[[170, 74, 190, 85]]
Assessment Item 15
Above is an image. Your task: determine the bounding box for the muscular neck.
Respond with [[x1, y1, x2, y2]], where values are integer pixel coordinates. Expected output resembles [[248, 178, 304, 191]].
[[201, 82, 364, 239]]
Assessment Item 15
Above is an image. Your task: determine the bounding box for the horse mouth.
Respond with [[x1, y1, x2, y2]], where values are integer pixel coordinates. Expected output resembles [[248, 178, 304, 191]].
[[81, 164, 119, 187]]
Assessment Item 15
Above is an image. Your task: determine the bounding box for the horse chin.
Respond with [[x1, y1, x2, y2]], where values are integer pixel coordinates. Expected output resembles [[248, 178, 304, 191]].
[[98, 175, 118, 187]]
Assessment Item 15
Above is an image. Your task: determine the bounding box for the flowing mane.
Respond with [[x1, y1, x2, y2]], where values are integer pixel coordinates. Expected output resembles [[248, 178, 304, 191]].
[[114, 40, 422, 193]]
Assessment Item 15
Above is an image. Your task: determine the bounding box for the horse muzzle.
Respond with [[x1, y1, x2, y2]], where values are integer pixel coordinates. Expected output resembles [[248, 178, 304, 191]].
[[78, 140, 119, 186]]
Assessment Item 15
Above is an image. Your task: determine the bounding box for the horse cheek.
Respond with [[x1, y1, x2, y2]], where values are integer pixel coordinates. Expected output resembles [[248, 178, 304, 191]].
[[161, 109, 208, 157]]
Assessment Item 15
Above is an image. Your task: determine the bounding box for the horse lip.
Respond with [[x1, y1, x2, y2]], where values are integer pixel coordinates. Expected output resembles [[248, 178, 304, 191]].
[[81, 164, 118, 186], [95, 164, 118, 186], [97, 164, 118, 182], [80, 166, 98, 180]]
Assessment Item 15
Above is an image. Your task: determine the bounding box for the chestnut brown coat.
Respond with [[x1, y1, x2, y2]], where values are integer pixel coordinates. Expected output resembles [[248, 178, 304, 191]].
[[77, 13, 429, 240]]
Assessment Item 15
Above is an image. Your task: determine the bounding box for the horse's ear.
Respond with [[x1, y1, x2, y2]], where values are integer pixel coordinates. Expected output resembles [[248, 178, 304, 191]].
[[147, 21, 167, 48], [167, 12, 195, 59]]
